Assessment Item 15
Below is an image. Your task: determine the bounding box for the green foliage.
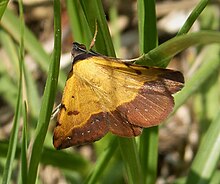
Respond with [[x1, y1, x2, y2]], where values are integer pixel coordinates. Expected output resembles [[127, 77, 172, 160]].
[[0, 0, 219, 184]]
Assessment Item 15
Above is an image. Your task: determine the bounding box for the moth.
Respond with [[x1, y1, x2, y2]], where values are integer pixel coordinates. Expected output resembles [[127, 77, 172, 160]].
[[53, 42, 184, 149]]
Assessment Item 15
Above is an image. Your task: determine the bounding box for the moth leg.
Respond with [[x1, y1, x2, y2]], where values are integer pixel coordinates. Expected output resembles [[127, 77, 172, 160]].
[[51, 104, 62, 120]]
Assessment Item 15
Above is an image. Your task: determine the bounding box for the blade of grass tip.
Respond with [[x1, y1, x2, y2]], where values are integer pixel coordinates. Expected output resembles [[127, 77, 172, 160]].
[[21, 102, 28, 184], [27, 1, 61, 183], [177, 0, 209, 36], [137, 0, 158, 183], [185, 109, 220, 184], [2, 1, 24, 183], [0, 0, 9, 20], [135, 31, 220, 67], [84, 138, 118, 184]]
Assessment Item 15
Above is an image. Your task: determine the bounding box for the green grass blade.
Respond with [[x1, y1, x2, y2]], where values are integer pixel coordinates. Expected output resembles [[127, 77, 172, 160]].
[[210, 171, 220, 184], [41, 148, 90, 175], [66, 0, 91, 45], [177, 0, 209, 36], [135, 31, 220, 67], [79, 0, 115, 56], [156, 0, 209, 69], [21, 102, 28, 184], [85, 138, 118, 184], [185, 109, 220, 184], [19, 3, 27, 183], [137, 0, 158, 183], [0, 0, 9, 20], [2, 68, 22, 184], [27, 1, 61, 183], [139, 127, 158, 184], [2, 1, 24, 182], [0, 141, 90, 173], [137, 0, 157, 53], [118, 138, 143, 184]]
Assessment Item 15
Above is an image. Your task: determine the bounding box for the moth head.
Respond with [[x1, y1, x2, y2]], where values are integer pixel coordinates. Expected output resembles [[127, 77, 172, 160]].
[[72, 42, 87, 58]]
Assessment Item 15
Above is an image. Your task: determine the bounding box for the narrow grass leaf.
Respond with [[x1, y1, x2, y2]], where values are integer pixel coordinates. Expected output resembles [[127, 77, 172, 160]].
[[177, 0, 209, 36], [137, 0, 157, 53], [185, 109, 220, 184], [2, 1, 24, 182], [27, 1, 61, 183], [21, 102, 28, 184], [135, 31, 220, 67], [210, 171, 220, 184], [118, 138, 143, 184], [0, 0, 9, 20], [0, 141, 89, 173], [2, 72, 22, 184], [137, 1, 158, 183], [66, 0, 91, 45], [79, 0, 115, 56], [84, 138, 118, 184]]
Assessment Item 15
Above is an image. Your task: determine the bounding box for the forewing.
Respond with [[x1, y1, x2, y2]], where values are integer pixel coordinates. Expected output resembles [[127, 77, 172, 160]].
[[53, 70, 109, 149]]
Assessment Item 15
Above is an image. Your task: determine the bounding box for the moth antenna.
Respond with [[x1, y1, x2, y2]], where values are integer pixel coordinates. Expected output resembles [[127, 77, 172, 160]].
[[89, 21, 98, 50], [51, 104, 62, 119]]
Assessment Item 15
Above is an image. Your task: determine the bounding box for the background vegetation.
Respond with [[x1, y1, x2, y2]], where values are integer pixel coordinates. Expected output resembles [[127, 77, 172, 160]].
[[0, 0, 220, 184]]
